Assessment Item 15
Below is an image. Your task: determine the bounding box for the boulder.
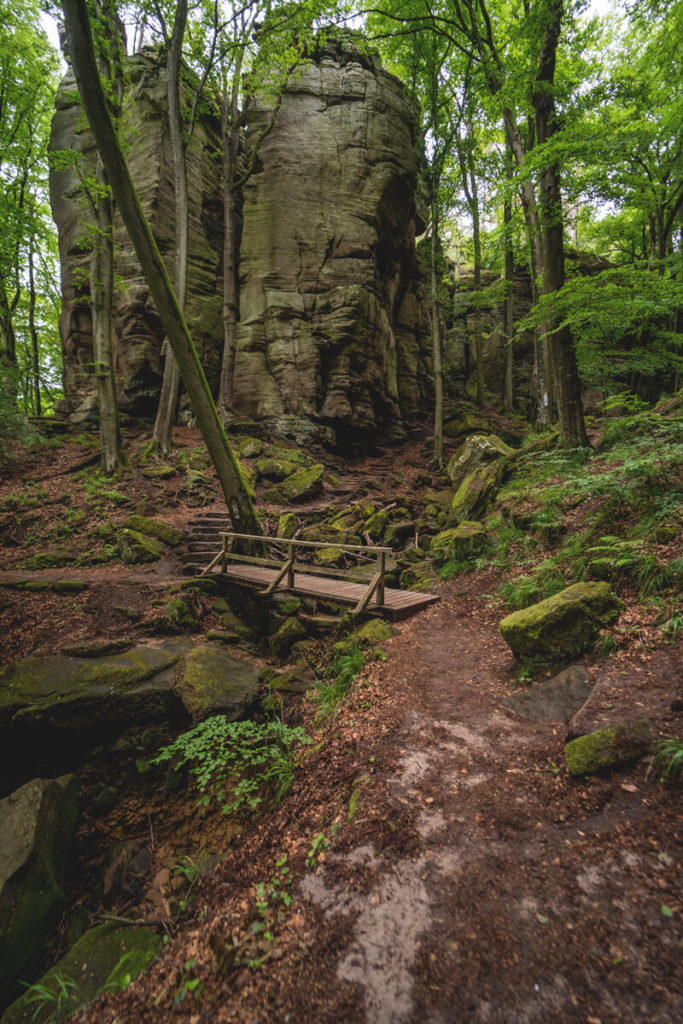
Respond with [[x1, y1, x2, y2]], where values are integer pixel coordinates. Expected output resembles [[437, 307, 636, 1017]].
[[116, 528, 162, 564], [499, 583, 623, 661], [212, 598, 254, 640], [256, 458, 294, 481], [353, 619, 399, 644], [1, 922, 161, 1023], [140, 464, 176, 480], [564, 719, 653, 777], [174, 643, 260, 721], [236, 436, 264, 458], [313, 546, 346, 567], [301, 523, 347, 544], [0, 776, 80, 1005], [430, 521, 486, 561], [447, 435, 515, 523], [0, 639, 192, 780], [123, 515, 184, 546], [501, 665, 593, 722], [269, 618, 307, 659], [277, 512, 299, 539], [383, 519, 414, 548], [279, 464, 325, 502], [19, 547, 76, 570]]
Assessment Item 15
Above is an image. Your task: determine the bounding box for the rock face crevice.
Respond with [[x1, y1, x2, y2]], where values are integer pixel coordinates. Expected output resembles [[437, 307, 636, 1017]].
[[233, 39, 431, 441], [50, 38, 431, 441]]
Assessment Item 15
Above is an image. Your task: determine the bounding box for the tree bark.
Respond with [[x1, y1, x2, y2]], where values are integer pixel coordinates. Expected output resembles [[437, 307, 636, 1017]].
[[503, 164, 514, 412], [430, 184, 444, 469], [61, 0, 262, 536], [217, 59, 243, 421], [152, 0, 188, 452], [28, 235, 42, 416]]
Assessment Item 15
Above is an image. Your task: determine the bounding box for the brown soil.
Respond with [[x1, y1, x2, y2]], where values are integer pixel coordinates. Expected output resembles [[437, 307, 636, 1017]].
[[2, 427, 682, 1023]]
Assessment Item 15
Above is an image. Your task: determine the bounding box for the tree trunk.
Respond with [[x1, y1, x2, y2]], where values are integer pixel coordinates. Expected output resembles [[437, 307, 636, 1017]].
[[152, 0, 188, 453], [91, 160, 121, 474], [61, 0, 262, 536], [0, 281, 19, 405], [469, 154, 485, 408], [28, 231, 42, 417], [503, 175, 514, 412], [430, 185, 443, 469], [217, 62, 242, 421]]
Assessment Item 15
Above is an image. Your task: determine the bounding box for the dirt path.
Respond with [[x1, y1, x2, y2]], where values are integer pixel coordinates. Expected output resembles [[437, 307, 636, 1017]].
[[84, 573, 681, 1024]]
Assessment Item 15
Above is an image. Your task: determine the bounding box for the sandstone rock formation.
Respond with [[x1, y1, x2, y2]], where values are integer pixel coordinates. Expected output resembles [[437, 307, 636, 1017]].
[[50, 38, 431, 442], [233, 36, 431, 442], [49, 49, 224, 422]]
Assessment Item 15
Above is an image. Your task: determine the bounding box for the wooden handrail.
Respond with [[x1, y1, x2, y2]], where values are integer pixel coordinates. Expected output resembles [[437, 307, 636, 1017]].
[[217, 531, 393, 554]]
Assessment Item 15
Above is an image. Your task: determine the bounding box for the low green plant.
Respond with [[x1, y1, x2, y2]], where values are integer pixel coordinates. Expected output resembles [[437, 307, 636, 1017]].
[[655, 736, 683, 785], [313, 644, 364, 720], [152, 716, 310, 816], [661, 611, 682, 643], [172, 959, 202, 1008], [21, 973, 77, 1023], [307, 831, 329, 867]]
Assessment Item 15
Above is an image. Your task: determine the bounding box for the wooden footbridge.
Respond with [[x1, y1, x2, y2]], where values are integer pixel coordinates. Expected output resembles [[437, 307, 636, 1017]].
[[201, 533, 439, 621]]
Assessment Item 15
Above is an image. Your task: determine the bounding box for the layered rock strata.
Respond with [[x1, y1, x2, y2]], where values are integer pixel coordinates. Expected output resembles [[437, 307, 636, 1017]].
[[49, 50, 224, 422], [233, 37, 431, 441]]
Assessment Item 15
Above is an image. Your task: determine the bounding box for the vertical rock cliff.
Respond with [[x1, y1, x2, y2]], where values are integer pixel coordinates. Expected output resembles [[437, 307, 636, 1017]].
[[49, 50, 224, 422], [233, 37, 431, 443]]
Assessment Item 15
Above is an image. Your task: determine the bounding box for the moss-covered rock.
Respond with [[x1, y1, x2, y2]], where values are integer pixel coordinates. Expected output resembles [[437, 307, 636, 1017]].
[[383, 519, 414, 548], [313, 546, 346, 567], [447, 435, 515, 523], [353, 619, 399, 644], [116, 528, 161, 565], [301, 523, 347, 544], [564, 720, 653, 777], [212, 598, 254, 640], [174, 643, 260, 720], [1, 922, 162, 1023], [270, 594, 302, 616], [265, 663, 315, 694], [279, 464, 324, 502], [0, 776, 80, 1005], [499, 582, 623, 661], [256, 458, 294, 481], [277, 512, 299, 539], [141, 463, 175, 480], [236, 436, 264, 458], [124, 515, 184, 546], [269, 618, 307, 659], [364, 509, 388, 541], [52, 580, 89, 594], [20, 547, 76, 570], [399, 559, 437, 590], [430, 521, 486, 562]]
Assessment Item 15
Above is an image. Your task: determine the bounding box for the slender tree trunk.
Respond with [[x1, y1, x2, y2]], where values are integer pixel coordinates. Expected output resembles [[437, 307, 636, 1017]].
[[61, 0, 262, 536], [0, 281, 19, 405], [469, 155, 485, 408], [430, 184, 444, 469], [217, 61, 242, 420], [503, 163, 514, 412], [153, 0, 188, 452], [28, 233, 42, 417], [91, 160, 121, 474]]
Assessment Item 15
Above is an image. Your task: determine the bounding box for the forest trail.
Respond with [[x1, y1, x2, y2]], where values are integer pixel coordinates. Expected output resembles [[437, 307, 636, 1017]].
[[83, 570, 681, 1024]]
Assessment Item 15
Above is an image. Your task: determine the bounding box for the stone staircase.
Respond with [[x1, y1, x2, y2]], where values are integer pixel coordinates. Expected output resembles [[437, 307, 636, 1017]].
[[180, 511, 230, 576]]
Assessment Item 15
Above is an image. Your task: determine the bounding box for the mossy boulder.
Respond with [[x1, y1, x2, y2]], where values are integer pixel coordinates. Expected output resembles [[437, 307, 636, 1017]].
[[264, 663, 315, 695], [269, 618, 307, 659], [399, 559, 438, 590], [364, 509, 388, 541], [124, 515, 183, 546], [383, 519, 414, 548], [212, 598, 254, 640], [279, 464, 324, 502], [277, 512, 299, 539], [1, 921, 161, 1023], [116, 528, 161, 565], [236, 436, 264, 458], [174, 643, 260, 721], [430, 522, 485, 562], [448, 435, 515, 524], [313, 546, 346, 567], [301, 523, 347, 544], [141, 463, 175, 480], [271, 594, 302, 616], [52, 580, 89, 594], [499, 582, 623, 661], [564, 720, 653, 777], [0, 775, 80, 1006], [0, 638, 192, 756], [20, 547, 76, 570], [353, 619, 399, 644], [256, 458, 294, 481]]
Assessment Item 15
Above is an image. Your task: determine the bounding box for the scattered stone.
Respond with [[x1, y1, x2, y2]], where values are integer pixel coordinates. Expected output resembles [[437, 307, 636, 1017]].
[[365, 509, 388, 541], [19, 546, 76, 570], [430, 521, 486, 561], [181, 577, 219, 596], [279, 464, 325, 502], [174, 643, 260, 720], [271, 595, 302, 616], [0, 775, 80, 1004], [236, 436, 264, 458], [399, 559, 437, 591], [116, 528, 162, 565], [501, 665, 593, 722], [140, 464, 175, 480], [277, 512, 299, 539], [313, 546, 346, 567], [353, 619, 400, 644], [52, 580, 89, 594], [212, 598, 254, 639], [124, 514, 184, 546], [256, 457, 294, 481], [270, 618, 308, 659], [266, 663, 315, 694], [1, 922, 162, 1024], [499, 582, 623, 661], [383, 519, 414, 548], [564, 719, 654, 777]]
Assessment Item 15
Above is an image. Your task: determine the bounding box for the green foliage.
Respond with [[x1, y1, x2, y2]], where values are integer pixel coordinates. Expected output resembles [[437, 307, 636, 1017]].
[[21, 973, 77, 1024], [655, 736, 683, 785], [313, 644, 364, 721], [152, 715, 311, 816]]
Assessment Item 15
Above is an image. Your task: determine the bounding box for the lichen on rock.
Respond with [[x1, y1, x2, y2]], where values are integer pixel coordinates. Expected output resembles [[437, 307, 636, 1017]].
[[564, 719, 653, 776]]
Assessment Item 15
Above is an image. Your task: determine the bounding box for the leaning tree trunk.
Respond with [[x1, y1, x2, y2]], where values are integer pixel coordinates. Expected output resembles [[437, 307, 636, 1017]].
[[61, 0, 262, 536], [152, 0, 188, 453]]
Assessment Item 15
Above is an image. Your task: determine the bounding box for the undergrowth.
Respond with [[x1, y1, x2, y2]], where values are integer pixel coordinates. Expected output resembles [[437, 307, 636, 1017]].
[[152, 716, 311, 816], [313, 643, 364, 720]]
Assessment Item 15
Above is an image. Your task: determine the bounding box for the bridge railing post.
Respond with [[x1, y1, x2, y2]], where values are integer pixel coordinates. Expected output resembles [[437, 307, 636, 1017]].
[[377, 550, 385, 605]]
